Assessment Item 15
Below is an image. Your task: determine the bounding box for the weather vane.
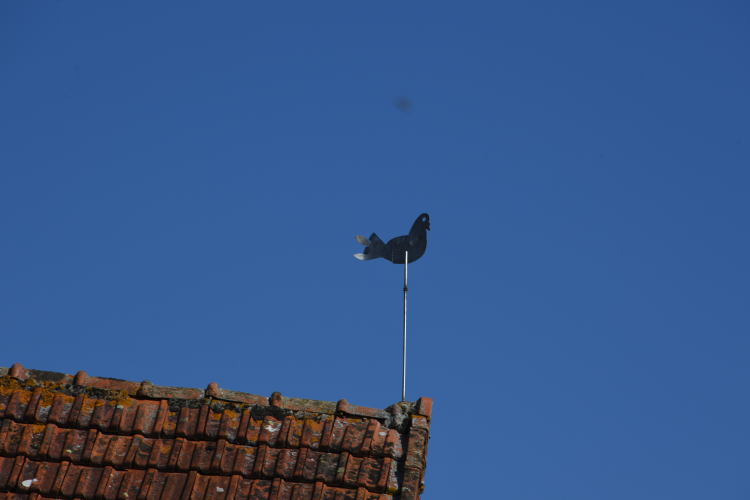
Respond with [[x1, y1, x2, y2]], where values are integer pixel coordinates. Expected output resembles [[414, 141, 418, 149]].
[[354, 213, 430, 401]]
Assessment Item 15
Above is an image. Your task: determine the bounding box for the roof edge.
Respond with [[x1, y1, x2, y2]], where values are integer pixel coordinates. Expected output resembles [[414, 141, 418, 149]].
[[2, 363, 433, 420]]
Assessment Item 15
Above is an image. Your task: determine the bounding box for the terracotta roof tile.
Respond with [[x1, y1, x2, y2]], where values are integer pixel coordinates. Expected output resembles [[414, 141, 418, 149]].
[[0, 365, 431, 500]]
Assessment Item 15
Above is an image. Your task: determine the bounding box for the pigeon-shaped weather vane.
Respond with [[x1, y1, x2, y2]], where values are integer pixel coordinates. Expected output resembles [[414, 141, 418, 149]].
[[353, 213, 430, 401], [354, 213, 430, 264]]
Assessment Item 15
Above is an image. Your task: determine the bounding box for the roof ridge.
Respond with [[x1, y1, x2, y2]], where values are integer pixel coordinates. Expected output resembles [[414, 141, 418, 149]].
[[0, 364, 432, 421]]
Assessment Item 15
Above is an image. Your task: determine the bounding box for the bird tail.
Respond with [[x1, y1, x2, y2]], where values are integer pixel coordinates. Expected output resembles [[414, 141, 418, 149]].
[[354, 233, 385, 261]]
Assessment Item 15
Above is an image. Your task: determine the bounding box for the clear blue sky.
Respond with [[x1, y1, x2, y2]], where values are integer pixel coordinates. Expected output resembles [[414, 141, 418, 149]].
[[2, 2, 749, 498]]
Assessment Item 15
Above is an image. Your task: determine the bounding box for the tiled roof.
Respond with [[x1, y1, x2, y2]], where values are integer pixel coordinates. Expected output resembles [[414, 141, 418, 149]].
[[0, 364, 432, 500]]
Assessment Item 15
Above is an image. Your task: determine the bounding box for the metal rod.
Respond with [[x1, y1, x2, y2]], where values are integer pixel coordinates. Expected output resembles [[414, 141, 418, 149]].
[[403, 251, 407, 402]]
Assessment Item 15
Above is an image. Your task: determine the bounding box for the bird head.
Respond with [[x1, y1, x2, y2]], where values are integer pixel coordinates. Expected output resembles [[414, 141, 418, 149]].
[[410, 213, 430, 236]]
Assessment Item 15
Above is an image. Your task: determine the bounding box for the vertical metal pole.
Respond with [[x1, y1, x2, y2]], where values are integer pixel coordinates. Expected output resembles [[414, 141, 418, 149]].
[[403, 251, 408, 402]]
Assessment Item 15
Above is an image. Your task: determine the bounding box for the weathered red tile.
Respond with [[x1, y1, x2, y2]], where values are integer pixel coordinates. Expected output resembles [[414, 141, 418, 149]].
[[383, 460, 401, 495], [48, 459, 70, 497], [30, 460, 60, 495], [327, 419, 349, 453], [410, 416, 429, 432], [279, 398, 336, 415], [209, 439, 227, 473], [118, 402, 139, 434], [0, 388, 14, 419], [5, 391, 30, 421], [146, 470, 168, 500], [257, 417, 281, 447], [85, 376, 141, 395], [90, 401, 115, 431], [230, 445, 256, 477], [73, 465, 103, 500], [0, 420, 10, 451], [337, 402, 390, 421], [273, 449, 298, 480], [260, 448, 281, 479], [152, 400, 169, 437], [137, 468, 158, 500], [16, 423, 42, 458], [133, 401, 160, 436], [65, 394, 86, 428], [331, 487, 356, 500], [204, 408, 223, 441], [22, 389, 42, 423], [59, 462, 84, 498], [94, 465, 115, 499], [168, 438, 186, 470], [234, 477, 254, 500], [318, 421, 334, 452], [61, 428, 88, 462], [194, 406, 210, 440], [242, 416, 262, 447], [310, 481, 325, 500], [75, 395, 99, 429], [204, 476, 230, 500], [299, 420, 326, 451], [333, 453, 348, 485], [108, 403, 126, 433], [275, 417, 294, 448], [206, 386, 268, 408], [33, 393, 56, 424], [223, 474, 241, 500], [189, 473, 210, 500], [134, 437, 155, 469], [400, 466, 421, 500], [300, 451, 320, 483], [79, 428, 99, 463], [89, 432, 114, 466], [162, 409, 179, 438], [340, 420, 368, 456], [289, 482, 313, 500], [285, 419, 303, 449], [355, 458, 381, 491], [381, 430, 404, 460], [15, 457, 39, 491], [278, 478, 295, 500], [217, 411, 239, 443], [0, 456, 18, 489], [147, 439, 173, 469], [46, 394, 71, 426], [103, 435, 132, 467], [374, 458, 391, 494], [246, 479, 271, 500], [219, 442, 238, 475], [176, 408, 195, 439], [190, 441, 215, 473], [313, 454, 337, 484], [176, 439, 197, 472], [117, 470, 146, 500], [341, 455, 362, 488], [404, 429, 427, 470], [268, 478, 283, 500], [138, 383, 204, 401], [160, 472, 188, 500], [358, 421, 379, 457], [3, 420, 23, 455]]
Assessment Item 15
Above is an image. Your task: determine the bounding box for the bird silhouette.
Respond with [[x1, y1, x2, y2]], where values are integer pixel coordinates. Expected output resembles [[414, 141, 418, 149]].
[[354, 213, 430, 264]]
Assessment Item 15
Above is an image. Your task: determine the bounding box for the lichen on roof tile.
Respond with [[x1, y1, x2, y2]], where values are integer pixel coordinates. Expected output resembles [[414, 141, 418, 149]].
[[0, 364, 432, 500]]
